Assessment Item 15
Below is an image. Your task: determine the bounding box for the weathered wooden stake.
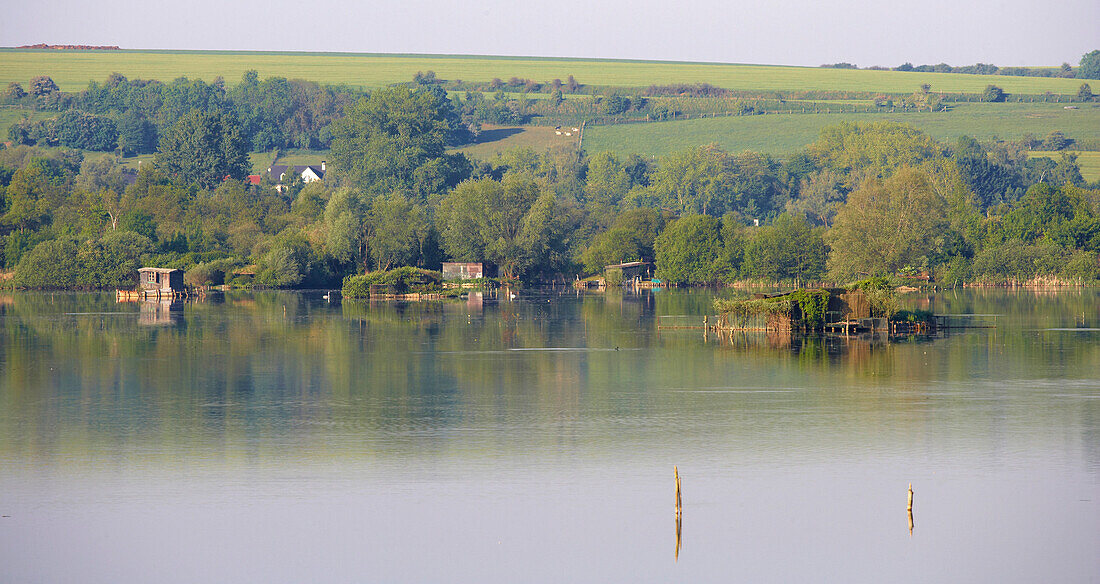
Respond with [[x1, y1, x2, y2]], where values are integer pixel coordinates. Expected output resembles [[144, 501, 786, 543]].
[[674, 466, 683, 517], [907, 483, 915, 535]]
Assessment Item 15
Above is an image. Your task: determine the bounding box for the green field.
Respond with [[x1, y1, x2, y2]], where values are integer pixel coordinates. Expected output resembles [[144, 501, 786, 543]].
[[0, 106, 50, 135], [0, 49, 1087, 95], [454, 124, 580, 160], [582, 103, 1100, 157], [1028, 150, 1100, 181]]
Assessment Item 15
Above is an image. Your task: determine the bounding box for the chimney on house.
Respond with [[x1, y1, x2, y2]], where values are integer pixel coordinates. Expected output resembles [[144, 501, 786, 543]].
[[321, 161, 326, 172]]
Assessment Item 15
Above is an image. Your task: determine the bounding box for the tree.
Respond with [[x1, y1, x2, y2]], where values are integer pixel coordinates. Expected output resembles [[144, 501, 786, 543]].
[[982, 85, 1005, 102], [117, 111, 157, 156], [1078, 83, 1094, 101], [369, 193, 428, 270], [155, 109, 250, 189], [328, 85, 469, 197], [653, 214, 727, 284], [598, 94, 630, 115], [808, 122, 943, 187], [54, 111, 118, 151], [6, 82, 26, 100], [648, 146, 785, 218], [436, 176, 567, 281], [741, 213, 826, 282], [2, 159, 70, 233], [825, 166, 948, 279], [30, 76, 58, 97], [785, 169, 844, 226], [1078, 50, 1100, 80], [1043, 131, 1069, 151]]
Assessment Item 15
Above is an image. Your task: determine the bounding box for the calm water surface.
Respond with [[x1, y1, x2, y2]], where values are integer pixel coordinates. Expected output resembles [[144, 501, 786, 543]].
[[1, 288, 1098, 583]]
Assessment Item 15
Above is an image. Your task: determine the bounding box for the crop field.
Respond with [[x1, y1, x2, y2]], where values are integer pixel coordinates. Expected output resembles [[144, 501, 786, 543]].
[[0, 49, 1086, 95], [582, 103, 1100, 157], [1028, 150, 1100, 181]]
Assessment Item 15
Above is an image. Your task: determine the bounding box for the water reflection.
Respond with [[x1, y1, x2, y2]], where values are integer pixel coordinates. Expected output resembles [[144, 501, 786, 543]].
[[137, 299, 185, 326], [0, 289, 1097, 583]]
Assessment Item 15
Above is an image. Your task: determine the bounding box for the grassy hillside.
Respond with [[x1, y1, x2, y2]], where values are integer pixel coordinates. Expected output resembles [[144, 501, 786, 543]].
[[582, 103, 1100, 157], [0, 49, 1086, 95]]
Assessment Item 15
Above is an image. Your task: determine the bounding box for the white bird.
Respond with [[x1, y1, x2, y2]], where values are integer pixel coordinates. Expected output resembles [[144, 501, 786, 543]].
[[322, 291, 331, 301]]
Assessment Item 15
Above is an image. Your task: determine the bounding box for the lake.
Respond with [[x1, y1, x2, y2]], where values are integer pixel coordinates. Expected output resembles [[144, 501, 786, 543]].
[[1, 288, 1097, 583]]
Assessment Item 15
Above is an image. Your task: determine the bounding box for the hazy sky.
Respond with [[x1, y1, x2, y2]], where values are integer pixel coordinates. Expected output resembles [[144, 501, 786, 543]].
[[2, 0, 1097, 67]]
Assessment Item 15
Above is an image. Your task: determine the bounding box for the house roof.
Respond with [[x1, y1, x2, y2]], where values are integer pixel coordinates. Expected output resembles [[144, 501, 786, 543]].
[[139, 267, 181, 274], [247, 175, 262, 185], [605, 261, 648, 269], [269, 164, 325, 180]]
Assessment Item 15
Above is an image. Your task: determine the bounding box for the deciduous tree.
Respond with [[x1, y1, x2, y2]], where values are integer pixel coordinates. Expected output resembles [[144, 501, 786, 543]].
[[155, 109, 250, 189]]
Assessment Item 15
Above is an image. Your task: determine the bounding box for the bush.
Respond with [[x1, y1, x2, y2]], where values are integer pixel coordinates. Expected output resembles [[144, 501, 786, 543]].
[[1060, 250, 1100, 281], [185, 262, 225, 286], [342, 267, 444, 298], [971, 240, 1066, 283], [982, 85, 1005, 102], [11, 231, 153, 289]]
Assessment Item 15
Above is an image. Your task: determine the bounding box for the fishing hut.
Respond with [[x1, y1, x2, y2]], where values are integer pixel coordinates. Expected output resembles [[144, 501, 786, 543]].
[[118, 267, 187, 300]]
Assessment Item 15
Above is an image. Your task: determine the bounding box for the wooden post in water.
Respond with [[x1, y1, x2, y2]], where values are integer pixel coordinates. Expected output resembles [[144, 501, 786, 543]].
[[907, 483, 915, 536], [674, 466, 683, 517]]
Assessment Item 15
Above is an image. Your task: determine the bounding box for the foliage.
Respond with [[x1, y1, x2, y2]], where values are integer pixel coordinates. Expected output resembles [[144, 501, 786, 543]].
[[981, 85, 1005, 103], [579, 208, 664, 274], [436, 175, 572, 281], [787, 289, 830, 328], [808, 122, 943, 187], [714, 296, 793, 328], [1079, 50, 1100, 80], [714, 288, 828, 328], [12, 231, 153, 289], [653, 214, 727, 284], [826, 166, 948, 280], [156, 109, 250, 188], [892, 309, 934, 324], [969, 239, 1086, 284], [342, 267, 443, 298], [30, 76, 58, 97], [741, 213, 826, 282], [647, 145, 785, 218], [329, 85, 469, 197]]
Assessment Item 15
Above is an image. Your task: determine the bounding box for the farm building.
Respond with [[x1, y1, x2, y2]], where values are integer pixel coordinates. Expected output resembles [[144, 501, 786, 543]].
[[442, 262, 484, 280]]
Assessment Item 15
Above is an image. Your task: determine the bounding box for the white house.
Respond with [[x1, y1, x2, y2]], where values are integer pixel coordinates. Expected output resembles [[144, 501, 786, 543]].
[[267, 162, 327, 188]]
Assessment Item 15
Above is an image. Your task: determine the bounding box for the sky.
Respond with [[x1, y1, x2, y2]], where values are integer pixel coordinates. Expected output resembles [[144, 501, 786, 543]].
[[1, 0, 1097, 67]]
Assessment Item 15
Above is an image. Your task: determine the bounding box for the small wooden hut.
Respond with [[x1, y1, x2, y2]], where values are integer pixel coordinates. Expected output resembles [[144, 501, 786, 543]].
[[442, 262, 484, 280], [138, 267, 184, 298]]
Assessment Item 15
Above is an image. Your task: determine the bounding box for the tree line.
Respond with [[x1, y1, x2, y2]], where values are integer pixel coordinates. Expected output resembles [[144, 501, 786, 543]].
[[822, 49, 1100, 80], [1, 81, 1098, 290]]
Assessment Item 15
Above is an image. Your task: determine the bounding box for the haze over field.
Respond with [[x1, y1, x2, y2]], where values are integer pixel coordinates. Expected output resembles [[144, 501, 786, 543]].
[[2, 0, 1097, 67]]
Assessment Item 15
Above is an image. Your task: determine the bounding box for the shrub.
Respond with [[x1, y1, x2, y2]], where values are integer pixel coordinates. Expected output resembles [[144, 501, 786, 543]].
[[342, 267, 443, 298]]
